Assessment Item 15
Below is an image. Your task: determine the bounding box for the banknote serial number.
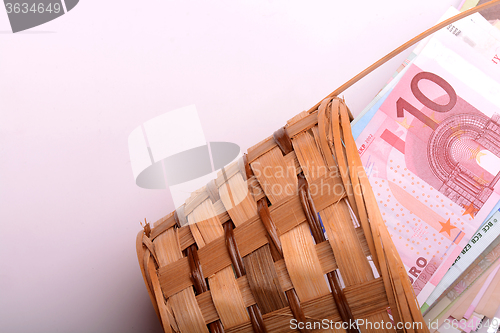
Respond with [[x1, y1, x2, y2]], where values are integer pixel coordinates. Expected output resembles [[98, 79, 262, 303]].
[[358, 134, 374, 156], [453, 218, 498, 265], [5, 2, 61, 14], [446, 24, 461, 37]]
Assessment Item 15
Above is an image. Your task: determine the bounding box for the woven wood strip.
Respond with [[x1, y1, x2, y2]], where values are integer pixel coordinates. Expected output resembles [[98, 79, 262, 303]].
[[169, 288, 210, 333], [137, 230, 183, 333], [236, 275, 257, 307], [320, 201, 373, 286], [283, 152, 301, 178], [185, 189, 211, 217], [219, 173, 258, 227], [160, 214, 263, 293], [250, 146, 297, 204], [327, 99, 360, 221], [223, 221, 271, 333], [136, 232, 162, 323], [175, 206, 188, 227], [154, 228, 208, 332], [273, 127, 294, 155], [154, 228, 183, 268], [213, 200, 231, 221], [297, 174, 324, 245], [292, 129, 328, 183], [223, 221, 247, 278], [286, 111, 309, 127], [243, 244, 289, 314], [273, 259, 293, 293], [315, 241, 337, 273], [164, 299, 179, 332], [257, 199, 283, 257], [206, 179, 220, 203], [247, 176, 265, 201], [188, 254, 222, 333], [158, 235, 245, 298], [187, 199, 224, 247], [151, 212, 176, 239], [281, 222, 330, 302], [317, 99, 337, 171], [215, 156, 247, 187], [186, 245, 207, 296], [310, 126, 329, 167], [142, 234, 159, 265], [147, 250, 172, 332], [320, 201, 395, 333], [142, 237, 155, 293], [187, 198, 249, 330], [334, 99, 379, 270], [178, 226, 196, 251], [210, 266, 250, 328], [296, 172, 357, 332], [187, 248, 226, 333], [231, 248, 348, 310], [257, 145, 310, 333], [196, 291, 219, 324], [241, 154, 254, 179], [266, 234, 284, 262]]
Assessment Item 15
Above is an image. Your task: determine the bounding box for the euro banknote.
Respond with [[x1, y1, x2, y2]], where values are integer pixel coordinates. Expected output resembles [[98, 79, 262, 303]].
[[423, 240, 500, 329], [461, 0, 500, 29], [352, 8, 500, 307], [422, 210, 500, 312], [352, 7, 500, 141], [354, 22, 500, 305]]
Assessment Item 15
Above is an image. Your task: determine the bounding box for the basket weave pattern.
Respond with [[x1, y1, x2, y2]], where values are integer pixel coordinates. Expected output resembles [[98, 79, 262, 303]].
[[137, 97, 428, 333]]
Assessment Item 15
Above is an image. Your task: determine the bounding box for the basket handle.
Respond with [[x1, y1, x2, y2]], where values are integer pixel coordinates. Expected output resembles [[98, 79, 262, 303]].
[[307, 0, 500, 115]]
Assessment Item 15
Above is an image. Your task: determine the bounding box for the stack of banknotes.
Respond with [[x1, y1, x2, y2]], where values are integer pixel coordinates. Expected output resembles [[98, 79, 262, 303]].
[[352, 2, 500, 332]]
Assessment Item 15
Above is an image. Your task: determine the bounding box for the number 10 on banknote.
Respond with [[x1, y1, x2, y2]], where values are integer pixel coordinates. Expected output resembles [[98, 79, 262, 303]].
[[356, 36, 500, 303]]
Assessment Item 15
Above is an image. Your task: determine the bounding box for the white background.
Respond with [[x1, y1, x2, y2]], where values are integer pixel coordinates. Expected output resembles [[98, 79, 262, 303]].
[[0, 0, 462, 332]]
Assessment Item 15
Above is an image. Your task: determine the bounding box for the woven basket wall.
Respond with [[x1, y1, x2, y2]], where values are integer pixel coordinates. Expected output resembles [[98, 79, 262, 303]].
[[136, 97, 428, 333]]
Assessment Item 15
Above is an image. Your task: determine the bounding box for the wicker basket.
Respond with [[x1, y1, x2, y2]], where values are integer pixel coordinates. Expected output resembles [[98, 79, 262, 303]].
[[135, 4, 499, 332], [136, 97, 427, 333]]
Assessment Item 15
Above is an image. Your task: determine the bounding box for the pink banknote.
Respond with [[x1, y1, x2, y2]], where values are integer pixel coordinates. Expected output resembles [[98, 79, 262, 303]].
[[355, 36, 500, 303]]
